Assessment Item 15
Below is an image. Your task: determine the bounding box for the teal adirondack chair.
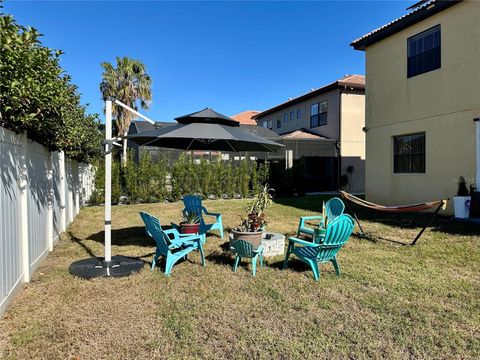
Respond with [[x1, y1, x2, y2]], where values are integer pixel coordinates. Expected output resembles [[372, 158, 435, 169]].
[[140, 212, 206, 276], [284, 214, 354, 281], [230, 239, 264, 277], [297, 197, 345, 238], [182, 195, 224, 239]]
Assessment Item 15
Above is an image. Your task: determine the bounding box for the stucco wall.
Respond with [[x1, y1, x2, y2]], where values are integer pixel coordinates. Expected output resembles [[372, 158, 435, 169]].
[[256, 89, 341, 139], [340, 91, 366, 193], [364, 0, 480, 213]]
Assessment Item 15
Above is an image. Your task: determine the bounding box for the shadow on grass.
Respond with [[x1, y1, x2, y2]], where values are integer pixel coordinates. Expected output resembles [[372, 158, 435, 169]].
[[86, 226, 157, 247], [68, 231, 156, 265], [275, 195, 480, 238], [273, 195, 334, 213]]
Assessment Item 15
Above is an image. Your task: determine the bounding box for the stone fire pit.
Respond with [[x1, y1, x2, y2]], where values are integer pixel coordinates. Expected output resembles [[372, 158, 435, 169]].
[[261, 232, 285, 257]]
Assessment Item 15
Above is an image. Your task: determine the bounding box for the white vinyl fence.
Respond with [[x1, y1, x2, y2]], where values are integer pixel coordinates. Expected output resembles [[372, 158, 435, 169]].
[[0, 126, 95, 315]]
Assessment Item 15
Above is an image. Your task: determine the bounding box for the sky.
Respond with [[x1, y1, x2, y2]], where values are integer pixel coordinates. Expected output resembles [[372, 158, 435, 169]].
[[3, 0, 414, 123]]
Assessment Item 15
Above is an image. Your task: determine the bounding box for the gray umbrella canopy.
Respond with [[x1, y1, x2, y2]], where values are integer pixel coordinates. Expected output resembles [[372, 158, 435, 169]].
[[126, 122, 283, 152], [175, 107, 240, 127]]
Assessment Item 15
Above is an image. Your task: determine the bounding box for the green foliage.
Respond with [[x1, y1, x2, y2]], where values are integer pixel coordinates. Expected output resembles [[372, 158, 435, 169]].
[[239, 159, 250, 198], [181, 210, 201, 224], [457, 176, 470, 197], [247, 184, 274, 216], [90, 153, 271, 205], [0, 12, 102, 162]]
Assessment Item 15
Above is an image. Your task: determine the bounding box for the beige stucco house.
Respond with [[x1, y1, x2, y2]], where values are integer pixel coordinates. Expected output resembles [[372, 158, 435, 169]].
[[351, 0, 480, 213], [253, 75, 366, 193]]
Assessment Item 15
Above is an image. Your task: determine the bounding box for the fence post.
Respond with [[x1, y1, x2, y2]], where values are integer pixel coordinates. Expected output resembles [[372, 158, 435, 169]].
[[19, 133, 30, 282], [74, 161, 80, 215], [59, 151, 67, 232], [47, 152, 54, 252], [67, 159, 74, 223]]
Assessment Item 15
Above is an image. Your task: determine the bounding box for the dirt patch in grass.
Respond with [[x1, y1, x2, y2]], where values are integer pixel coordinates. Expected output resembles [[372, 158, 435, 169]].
[[1, 197, 479, 359]]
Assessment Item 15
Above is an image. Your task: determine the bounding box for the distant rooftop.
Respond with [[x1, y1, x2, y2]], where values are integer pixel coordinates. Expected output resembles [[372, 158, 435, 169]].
[[231, 110, 261, 126], [253, 75, 365, 119], [280, 128, 329, 140], [351, 0, 461, 50]]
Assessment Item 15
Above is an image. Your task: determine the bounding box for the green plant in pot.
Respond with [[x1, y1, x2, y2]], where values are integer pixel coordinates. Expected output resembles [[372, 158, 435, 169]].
[[453, 176, 471, 219], [180, 211, 201, 234], [231, 184, 273, 249]]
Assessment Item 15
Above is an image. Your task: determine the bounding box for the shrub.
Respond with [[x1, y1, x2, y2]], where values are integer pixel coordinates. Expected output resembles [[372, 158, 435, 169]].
[[0, 12, 102, 162], [90, 154, 271, 205]]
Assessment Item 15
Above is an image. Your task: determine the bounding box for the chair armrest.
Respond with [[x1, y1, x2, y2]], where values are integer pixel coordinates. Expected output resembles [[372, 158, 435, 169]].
[[164, 228, 181, 239], [174, 234, 202, 243], [202, 207, 221, 218], [300, 215, 324, 221], [288, 237, 320, 247], [299, 215, 323, 229]]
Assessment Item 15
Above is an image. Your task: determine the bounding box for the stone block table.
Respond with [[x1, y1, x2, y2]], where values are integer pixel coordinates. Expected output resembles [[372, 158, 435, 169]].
[[261, 232, 285, 257]]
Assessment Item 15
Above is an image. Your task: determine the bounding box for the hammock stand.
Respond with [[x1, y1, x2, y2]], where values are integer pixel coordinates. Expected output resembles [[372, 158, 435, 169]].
[[339, 191, 447, 246]]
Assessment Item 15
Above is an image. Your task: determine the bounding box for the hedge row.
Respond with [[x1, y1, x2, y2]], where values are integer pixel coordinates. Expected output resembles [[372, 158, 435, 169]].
[[0, 11, 102, 162], [90, 152, 270, 205]]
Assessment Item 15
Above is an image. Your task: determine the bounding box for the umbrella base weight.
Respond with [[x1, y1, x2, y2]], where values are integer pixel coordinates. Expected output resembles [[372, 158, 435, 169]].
[[69, 256, 144, 279]]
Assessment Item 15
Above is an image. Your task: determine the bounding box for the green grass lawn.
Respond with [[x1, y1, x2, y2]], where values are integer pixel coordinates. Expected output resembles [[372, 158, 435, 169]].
[[1, 196, 479, 359]]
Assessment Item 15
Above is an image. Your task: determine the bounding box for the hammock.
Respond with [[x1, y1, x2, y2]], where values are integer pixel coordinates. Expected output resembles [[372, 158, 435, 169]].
[[339, 191, 448, 246]]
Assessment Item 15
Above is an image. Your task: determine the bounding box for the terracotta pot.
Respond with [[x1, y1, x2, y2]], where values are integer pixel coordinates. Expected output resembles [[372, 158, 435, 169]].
[[230, 229, 263, 250], [180, 222, 200, 234]]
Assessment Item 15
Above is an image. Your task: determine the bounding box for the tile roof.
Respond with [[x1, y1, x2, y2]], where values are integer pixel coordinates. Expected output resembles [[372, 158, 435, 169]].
[[253, 75, 365, 119], [351, 0, 461, 50], [231, 110, 260, 125], [281, 129, 328, 140]]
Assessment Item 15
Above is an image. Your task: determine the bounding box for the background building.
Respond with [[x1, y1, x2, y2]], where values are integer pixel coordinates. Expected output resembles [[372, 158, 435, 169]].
[[253, 75, 366, 193]]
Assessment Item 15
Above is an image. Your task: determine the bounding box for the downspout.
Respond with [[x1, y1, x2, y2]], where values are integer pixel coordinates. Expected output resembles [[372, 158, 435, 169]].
[[337, 86, 345, 191], [475, 118, 480, 189]]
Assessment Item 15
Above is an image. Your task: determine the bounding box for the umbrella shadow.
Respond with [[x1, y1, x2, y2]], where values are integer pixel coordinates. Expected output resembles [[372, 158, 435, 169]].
[[86, 226, 158, 247], [69, 229, 156, 264]]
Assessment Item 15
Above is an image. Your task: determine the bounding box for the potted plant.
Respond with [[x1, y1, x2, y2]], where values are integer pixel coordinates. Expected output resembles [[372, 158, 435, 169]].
[[230, 184, 273, 249], [453, 176, 471, 219], [180, 211, 201, 234]]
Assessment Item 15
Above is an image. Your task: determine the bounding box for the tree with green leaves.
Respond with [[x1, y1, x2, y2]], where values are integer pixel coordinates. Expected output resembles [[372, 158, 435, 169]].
[[0, 10, 102, 162], [100, 57, 152, 166]]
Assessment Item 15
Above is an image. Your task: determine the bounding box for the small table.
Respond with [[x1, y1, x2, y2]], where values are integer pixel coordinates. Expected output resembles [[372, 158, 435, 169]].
[[261, 232, 285, 258]]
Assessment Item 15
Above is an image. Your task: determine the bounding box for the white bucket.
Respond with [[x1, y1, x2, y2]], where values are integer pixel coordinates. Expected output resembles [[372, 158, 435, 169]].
[[453, 196, 471, 218]]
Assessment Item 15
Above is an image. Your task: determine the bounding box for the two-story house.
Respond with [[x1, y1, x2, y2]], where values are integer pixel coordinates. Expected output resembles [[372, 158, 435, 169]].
[[253, 75, 366, 193], [351, 0, 480, 213]]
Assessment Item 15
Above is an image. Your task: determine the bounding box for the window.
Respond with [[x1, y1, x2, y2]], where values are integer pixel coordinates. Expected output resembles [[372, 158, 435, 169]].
[[283, 113, 288, 123], [297, 109, 301, 119], [276, 119, 281, 128], [262, 121, 268, 128], [393, 133, 425, 173], [310, 100, 328, 128], [267, 120, 273, 129], [408, 25, 440, 78], [290, 111, 294, 121]]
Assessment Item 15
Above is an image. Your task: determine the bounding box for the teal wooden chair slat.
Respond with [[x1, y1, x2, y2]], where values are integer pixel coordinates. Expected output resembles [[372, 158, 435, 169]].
[[297, 197, 345, 238], [182, 195, 224, 239], [140, 212, 206, 276], [285, 214, 354, 281], [230, 239, 264, 277]]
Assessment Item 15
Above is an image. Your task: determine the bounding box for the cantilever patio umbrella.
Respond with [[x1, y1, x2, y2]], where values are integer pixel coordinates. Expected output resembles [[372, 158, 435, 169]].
[[69, 101, 283, 279]]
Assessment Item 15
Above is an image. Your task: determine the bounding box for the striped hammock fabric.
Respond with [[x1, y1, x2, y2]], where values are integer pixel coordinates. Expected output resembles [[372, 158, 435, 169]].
[[339, 191, 447, 213]]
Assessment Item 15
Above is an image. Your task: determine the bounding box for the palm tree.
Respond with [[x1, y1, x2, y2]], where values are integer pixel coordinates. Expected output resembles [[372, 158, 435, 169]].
[[100, 56, 152, 166]]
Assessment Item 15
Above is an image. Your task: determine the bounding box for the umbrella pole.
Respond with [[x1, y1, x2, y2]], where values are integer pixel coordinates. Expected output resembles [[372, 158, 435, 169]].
[[104, 99, 112, 265], [68, 98, 153, 279]]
